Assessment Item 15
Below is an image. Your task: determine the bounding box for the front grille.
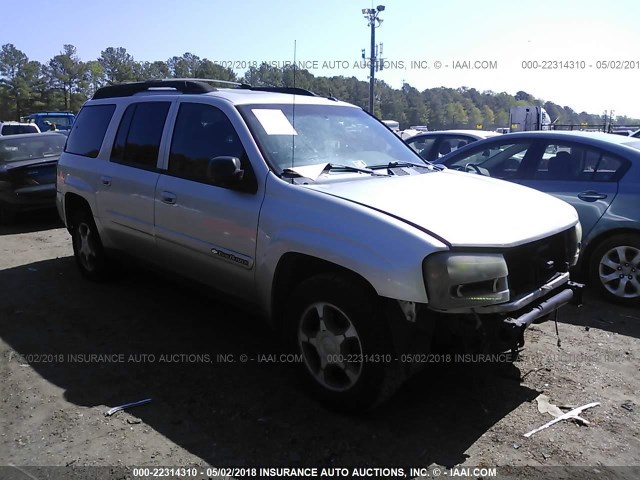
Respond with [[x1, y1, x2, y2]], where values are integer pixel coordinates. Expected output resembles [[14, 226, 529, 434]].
[[503, 228, 575, 297]]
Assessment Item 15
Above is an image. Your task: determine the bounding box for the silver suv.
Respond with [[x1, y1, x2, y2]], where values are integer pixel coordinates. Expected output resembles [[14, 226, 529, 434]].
[[57, 80, 583, 410]]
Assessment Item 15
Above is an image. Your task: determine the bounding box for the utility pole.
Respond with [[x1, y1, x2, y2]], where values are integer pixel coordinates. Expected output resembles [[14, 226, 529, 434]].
[[362, 5, 385, 114]]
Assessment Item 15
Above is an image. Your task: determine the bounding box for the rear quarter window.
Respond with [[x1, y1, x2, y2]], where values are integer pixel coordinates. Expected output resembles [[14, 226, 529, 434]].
[[65, 104, 116, 158]]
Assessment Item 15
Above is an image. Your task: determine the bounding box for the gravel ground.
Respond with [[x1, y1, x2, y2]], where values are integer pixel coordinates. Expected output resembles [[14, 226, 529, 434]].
[[0, 210, 638, 480]]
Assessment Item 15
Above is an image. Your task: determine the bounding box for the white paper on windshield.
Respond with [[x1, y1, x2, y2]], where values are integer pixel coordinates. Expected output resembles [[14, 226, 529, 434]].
[[285, 163, 329, 180], [252, 109, 298, 135]]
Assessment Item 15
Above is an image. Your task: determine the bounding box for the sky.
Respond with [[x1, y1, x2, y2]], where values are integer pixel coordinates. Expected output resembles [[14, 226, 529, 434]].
[[3, 0, 640, 119]]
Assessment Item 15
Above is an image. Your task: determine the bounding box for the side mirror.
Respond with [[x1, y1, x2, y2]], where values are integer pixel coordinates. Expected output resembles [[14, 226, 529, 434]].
[[207, 156, 244, 186]]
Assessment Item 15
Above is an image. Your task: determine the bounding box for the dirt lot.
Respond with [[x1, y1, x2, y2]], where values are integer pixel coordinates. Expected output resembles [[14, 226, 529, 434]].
[[1, 211, 639, 479]]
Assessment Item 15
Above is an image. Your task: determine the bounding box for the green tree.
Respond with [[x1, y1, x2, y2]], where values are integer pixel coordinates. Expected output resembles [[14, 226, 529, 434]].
[[495, 109, 509, 128], [140, 60, 169, 80], [167, 52, 201, 78], [403, 83, 428, 126], [47, 44, 87, 110], [242, 62, 283, 86], [195, 59, 237, 82], [466, 105, 483, 128], [85, 60, 106, 96], [482, 105, 495, 129], [0, 44, 42, 118], [446, 102, 468, 128], [99, 47, 140, 83]]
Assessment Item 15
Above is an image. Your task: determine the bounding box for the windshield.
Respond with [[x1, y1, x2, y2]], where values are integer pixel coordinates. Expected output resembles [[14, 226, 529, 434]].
[[39, 116, 74, 129], [0, 135, 66, 163], [238, 104, 426, 172]]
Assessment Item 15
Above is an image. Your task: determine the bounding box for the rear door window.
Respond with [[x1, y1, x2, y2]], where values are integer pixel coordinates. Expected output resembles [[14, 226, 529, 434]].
[[111, 102, 171, 169], [533, 142, 629, 182], [66, 105, 116, 158]]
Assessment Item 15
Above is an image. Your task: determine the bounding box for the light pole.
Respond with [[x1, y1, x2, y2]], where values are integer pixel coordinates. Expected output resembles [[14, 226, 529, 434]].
[[362, 5, 385, 114]]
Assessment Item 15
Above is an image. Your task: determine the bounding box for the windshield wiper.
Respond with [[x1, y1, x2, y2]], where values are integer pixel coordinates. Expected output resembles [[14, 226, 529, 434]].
[[326, 163, 389, 176], [369, 161, 442, 171]]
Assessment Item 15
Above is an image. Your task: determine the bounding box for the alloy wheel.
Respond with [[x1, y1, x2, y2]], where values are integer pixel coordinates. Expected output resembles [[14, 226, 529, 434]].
[[298, 301, 363, 392], [598, 245, 640, 299]]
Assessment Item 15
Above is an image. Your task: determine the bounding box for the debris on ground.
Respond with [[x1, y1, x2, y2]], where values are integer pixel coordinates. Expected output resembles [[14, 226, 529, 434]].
[[104, 398, 152, 417], [524, 401, 600, 438], [535, 394, 589, 426], [621, 402, 635, 412]]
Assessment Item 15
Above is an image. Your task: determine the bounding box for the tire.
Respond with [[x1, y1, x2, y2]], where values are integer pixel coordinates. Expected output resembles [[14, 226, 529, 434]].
[[588, 234, 640, 305], [70, 208, 111, 281], [285, 273, 403, 412]]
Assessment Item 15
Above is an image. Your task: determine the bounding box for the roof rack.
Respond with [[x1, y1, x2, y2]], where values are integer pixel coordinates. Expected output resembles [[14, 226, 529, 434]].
[[91, 79, 318, 100], [237, 85, 317, 97], [92, 80, 218, 99]]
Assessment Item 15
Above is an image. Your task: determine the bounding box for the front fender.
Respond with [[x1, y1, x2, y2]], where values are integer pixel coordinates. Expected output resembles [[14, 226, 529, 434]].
[[255, 174, 448, 318]]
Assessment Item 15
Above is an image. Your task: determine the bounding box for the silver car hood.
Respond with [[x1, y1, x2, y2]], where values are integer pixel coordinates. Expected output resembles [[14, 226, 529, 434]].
[[304, 170, 579, 247]]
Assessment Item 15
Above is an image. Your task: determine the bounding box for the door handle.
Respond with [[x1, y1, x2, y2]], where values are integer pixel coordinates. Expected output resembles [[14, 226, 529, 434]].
[[578, 191, 607, 202], [160, 191, 177, 205], [100, 176, 112, 186]]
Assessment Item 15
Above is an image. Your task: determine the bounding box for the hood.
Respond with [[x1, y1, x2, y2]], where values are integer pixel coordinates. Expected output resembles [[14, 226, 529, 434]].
[[304, 170, 579, 247]]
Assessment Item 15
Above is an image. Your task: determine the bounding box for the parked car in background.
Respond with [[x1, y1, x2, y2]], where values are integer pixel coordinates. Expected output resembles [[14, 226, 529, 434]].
[[0, 132, 66, 223], [610, 127, 635, 136], [404, 130, 501, 161], [435, 131, 640, 305], [22, 112, 76, 133], [0, 121, 41, 136]]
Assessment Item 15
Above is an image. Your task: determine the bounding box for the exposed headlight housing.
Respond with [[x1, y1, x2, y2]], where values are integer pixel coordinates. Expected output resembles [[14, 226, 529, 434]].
[[423, 252, 510, 310], [570, 222, 582, 266]]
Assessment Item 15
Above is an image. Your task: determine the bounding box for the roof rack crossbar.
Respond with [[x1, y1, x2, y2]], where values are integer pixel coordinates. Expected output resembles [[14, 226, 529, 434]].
[[167, 78, 243, 86], [238, 85, 317, 97], [92, 80, 217, 99]]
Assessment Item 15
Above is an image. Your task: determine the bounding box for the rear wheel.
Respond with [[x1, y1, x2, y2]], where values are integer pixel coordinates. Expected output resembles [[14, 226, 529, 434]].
[[70, 208, 111, 281], [589, 234, 640, 305], [285, 273, 403, 411]]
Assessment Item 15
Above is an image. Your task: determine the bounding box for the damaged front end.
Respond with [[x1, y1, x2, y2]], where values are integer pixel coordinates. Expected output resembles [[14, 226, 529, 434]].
[[403, 226, 584, 358]]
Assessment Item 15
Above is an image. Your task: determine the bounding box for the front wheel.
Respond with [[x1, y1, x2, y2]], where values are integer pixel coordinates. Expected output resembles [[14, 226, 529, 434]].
[[588, 234, 640, 305], [70, 208, 111, 281], [285, 273, 403, 411]]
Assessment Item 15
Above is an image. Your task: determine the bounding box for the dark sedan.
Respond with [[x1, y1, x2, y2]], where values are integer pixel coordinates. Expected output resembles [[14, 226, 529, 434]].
[[435, 130, 640, 305], [0, 133, 66, 223]]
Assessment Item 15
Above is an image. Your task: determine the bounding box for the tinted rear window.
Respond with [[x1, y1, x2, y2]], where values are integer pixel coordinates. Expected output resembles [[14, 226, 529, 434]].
[[1, 124, 39, 135], [111, 102, 170, 168], [65, 104, 116, 158]]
